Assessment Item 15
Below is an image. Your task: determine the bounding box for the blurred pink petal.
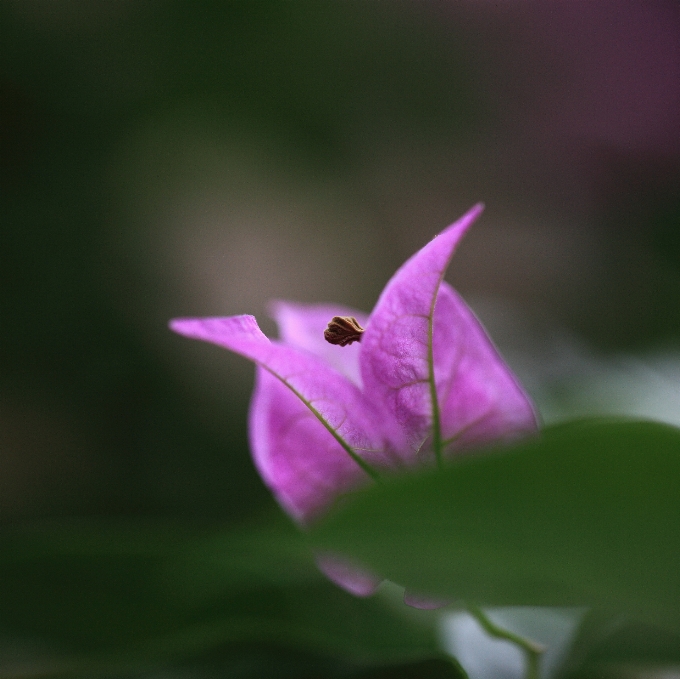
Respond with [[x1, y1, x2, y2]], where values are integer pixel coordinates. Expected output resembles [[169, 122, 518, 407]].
[[315, 552, 382, 598], [403, 591, 451, 610]]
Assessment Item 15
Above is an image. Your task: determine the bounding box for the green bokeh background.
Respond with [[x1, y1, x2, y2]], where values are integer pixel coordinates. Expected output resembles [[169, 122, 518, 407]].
[[1, 2, 680, 677]]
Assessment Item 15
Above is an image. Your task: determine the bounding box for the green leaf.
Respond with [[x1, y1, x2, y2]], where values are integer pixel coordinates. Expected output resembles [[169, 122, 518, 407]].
[[310, 419, 680, 632], [560, 611, 680, 678], [351, 657, 468, 679], [0, 516, 443, 676]]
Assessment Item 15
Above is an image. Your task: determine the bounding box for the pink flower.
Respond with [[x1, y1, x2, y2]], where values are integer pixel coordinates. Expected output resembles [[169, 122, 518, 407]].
[[170, 204, 538, 605]]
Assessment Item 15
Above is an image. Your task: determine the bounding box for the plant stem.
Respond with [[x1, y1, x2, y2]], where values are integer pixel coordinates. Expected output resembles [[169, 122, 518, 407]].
[[466, 604, 545, 679]]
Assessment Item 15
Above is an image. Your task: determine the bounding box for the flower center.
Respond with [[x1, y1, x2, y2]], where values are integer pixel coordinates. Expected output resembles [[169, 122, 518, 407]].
[[324, 316, 365, 346]]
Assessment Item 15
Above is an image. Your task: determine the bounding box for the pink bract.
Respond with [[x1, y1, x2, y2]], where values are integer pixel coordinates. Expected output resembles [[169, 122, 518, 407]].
[[170, 204, 538, 606]]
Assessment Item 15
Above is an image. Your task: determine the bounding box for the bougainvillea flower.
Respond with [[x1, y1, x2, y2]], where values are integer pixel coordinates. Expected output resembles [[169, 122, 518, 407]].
[[170, 204, 538, 604]]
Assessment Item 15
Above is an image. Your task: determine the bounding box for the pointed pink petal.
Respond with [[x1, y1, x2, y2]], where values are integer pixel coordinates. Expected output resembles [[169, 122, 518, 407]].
[[249, 368, 371, 523], [270, 301, 368, 386], [360, 204, 485, 454], [434, 283, 537, 452], [170, 316, 384, 490], [315, 552, 382, 597]]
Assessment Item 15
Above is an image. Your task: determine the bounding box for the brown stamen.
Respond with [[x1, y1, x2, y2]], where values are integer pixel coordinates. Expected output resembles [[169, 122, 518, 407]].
[[324, 316, 365, 346]]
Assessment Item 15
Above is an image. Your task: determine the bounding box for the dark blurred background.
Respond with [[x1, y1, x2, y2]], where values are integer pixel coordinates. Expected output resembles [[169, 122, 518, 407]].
[[1, 0, 679, 527]]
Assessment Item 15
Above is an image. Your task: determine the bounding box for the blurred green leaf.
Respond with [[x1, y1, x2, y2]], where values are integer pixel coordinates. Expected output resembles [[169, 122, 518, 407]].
[[352, 658, 467, 679], [559, 611, 680, 678], [0, 516, 446, 676], [310, 419, 680, 632]]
